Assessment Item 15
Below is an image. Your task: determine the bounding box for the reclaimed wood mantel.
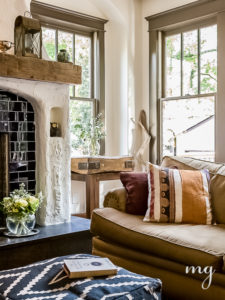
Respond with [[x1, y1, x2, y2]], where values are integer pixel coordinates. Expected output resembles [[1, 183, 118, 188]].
[[0, 53, 82, 85]]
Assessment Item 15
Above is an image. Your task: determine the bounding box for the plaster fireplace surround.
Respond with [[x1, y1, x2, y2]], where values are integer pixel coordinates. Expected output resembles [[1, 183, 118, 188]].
[[0, 76, 71, 226]]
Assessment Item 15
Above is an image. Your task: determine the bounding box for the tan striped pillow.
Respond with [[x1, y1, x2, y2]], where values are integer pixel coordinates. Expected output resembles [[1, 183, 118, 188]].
[[143, 163, 212, 224]]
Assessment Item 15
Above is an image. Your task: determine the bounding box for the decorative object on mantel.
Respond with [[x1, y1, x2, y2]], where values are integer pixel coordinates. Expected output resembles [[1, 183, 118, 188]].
[[72, 113, 105, 156], [1, 183, 43, 236], [0, 53, 82, 84], [71, 156, 134, 174], [14, 12, 42, 58], [57, 49, 70, 63], [0, 41, 14, 53], [50, 122, 61, 137]]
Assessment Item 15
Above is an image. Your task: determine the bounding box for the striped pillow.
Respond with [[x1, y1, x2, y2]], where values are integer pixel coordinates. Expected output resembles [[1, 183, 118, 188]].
[[143, 163, 212, 224]]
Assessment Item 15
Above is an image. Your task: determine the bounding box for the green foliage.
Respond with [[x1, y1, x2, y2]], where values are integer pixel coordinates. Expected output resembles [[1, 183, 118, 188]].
[[70, 100, 92, 154], [166, 31, 217, 94], [71, 112, 105, 156], [44, 43, 55, 60]]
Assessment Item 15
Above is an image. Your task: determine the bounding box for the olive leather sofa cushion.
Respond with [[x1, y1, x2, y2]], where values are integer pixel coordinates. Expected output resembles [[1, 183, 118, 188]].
[[91, 207, 225, 271]]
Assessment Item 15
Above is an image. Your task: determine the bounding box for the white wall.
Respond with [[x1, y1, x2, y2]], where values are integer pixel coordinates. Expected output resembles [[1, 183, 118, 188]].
[[0, 0, 31, 51], [142, 0, 197, 17]]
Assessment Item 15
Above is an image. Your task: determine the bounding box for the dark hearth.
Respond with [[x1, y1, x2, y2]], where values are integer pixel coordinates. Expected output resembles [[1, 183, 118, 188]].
[[0, 91, 36, 198]]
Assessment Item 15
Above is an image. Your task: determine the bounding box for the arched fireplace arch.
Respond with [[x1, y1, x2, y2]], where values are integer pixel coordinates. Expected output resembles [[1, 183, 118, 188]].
[[0, 77, 71, 226]]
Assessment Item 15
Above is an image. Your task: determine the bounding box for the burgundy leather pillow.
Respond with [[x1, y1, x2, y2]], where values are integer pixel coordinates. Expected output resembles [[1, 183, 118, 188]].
[[120, 172, 148, 215]]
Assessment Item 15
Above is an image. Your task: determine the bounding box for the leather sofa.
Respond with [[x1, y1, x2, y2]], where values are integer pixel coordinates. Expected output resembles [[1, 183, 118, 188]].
[[91, 156, 225, 300]]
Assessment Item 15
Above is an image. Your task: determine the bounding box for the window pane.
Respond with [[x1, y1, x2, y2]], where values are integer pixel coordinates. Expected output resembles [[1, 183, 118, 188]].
[[162, 97, 215, 161], [58, 31, 73, 62], [75, 35, 91, 98], [183, 30, 198, 96], [70, 85, 74, 97], [70, 100, 93, 156], [200, 25, 217, 93], [165, 34, 181, 97], [42, 28, 56, 61]]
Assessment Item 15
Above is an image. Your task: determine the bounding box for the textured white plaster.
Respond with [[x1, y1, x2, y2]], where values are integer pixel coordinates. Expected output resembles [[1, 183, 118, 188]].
[[0, 76, 71, 225]]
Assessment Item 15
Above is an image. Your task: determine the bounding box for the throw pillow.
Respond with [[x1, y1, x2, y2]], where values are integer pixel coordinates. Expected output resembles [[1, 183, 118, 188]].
[[143, 163, 212, 224], [120, 172, 148, 215]]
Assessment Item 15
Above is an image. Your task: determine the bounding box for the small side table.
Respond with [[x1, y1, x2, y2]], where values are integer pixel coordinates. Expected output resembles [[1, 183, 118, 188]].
[[71, 172, 121, 218]]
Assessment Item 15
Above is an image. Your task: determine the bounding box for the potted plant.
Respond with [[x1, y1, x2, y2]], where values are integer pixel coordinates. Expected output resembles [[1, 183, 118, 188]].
[[1, 183, 43, 236]]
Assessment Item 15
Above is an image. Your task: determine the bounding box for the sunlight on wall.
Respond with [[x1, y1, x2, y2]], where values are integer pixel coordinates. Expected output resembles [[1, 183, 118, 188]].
[[0, 0, 31, 48]]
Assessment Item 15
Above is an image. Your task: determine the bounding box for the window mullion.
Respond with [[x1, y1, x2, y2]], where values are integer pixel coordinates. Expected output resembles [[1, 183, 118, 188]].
[[198, 28, 201, 94], [181, 33, 183, 97], [73, 34, 75, 98], [55, 29, 58, 61]]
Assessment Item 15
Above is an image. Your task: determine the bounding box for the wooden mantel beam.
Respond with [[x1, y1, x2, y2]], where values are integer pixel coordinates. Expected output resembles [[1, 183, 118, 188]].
[[0, 53, 82, 85]]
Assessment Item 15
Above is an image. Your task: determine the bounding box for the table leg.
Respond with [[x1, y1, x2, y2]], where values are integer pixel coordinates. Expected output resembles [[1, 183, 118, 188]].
[[86, 175, 100, 218]]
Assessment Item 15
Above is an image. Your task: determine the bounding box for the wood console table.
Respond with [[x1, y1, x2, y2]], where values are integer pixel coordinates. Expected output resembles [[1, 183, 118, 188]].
[[71, 172, 121, 218]]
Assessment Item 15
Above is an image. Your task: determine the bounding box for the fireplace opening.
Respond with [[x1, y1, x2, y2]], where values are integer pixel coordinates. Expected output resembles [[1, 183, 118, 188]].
[[0, 91, 36, 200], [0, 133, 9, 200]]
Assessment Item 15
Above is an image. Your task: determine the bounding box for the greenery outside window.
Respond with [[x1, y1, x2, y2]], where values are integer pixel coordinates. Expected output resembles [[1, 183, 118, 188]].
[[161, 22, 217, 162]]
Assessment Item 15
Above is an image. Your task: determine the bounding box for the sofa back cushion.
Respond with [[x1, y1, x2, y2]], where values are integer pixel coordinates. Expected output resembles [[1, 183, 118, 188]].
[[144, 163, 212, 224], [120, 172, 148, 215], [162, 156, 225, 224], [210, 165, 225, 224], [161, 156, 223, 177]]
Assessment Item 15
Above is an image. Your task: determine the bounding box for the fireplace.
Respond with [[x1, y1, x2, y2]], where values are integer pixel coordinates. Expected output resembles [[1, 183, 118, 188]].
[[0, 77, 71, 226]]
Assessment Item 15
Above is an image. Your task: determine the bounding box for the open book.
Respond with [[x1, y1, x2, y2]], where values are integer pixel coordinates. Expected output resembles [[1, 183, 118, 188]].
[[63, 257, 117, 278]]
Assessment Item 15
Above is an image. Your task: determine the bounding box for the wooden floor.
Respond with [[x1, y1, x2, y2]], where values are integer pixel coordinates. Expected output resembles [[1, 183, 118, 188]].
[[0, 216, 92, 271]]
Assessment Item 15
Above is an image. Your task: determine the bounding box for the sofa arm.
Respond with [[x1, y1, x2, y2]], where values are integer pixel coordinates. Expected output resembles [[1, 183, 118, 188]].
[[103, 187, 126, 212]]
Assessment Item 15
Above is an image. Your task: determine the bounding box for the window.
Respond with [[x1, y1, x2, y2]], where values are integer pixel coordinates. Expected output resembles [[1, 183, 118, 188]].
[[146, 1, 225, 164], [31, 0, 107, 156], [42, 28, 94, 155], [161, 23, 217, 162]]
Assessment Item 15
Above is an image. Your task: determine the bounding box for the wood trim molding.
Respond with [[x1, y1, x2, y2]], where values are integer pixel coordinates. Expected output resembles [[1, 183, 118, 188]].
[[31, 0, 108, 32], [145, 0, 225, 31]]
